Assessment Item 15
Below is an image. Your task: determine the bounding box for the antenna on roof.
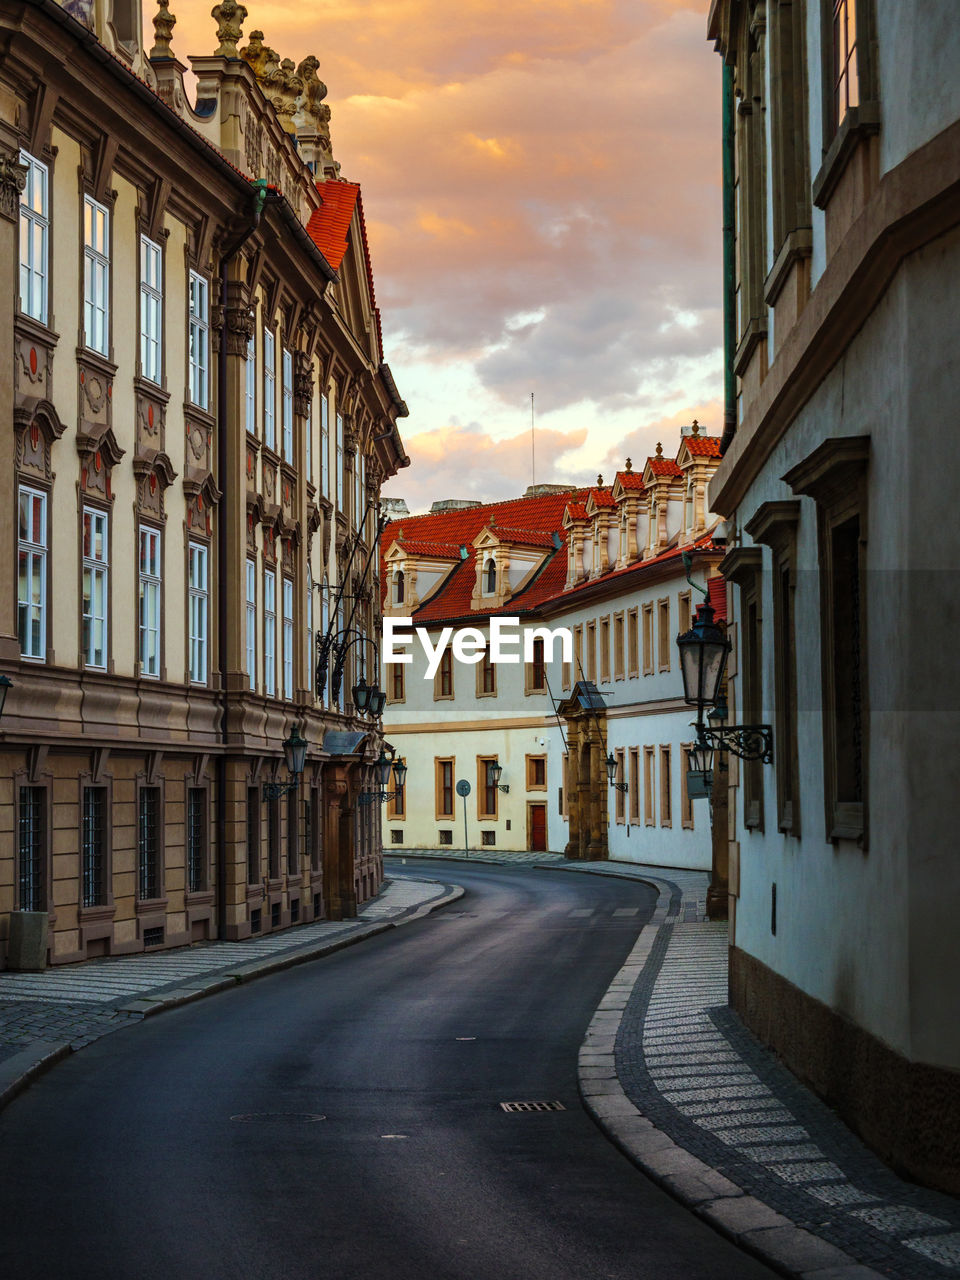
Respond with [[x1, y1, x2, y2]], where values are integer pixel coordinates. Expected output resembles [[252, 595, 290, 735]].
[[530, 392, 535, 489]]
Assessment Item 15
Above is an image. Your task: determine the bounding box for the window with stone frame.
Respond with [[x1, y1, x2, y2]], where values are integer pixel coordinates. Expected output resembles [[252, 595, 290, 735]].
[[137, 784, 162, 902], [390, 661, 405, 703], [657, 598, 671, 671], [18, 485, 47, 662], [526, 755, 547, 791], [477, 757, 498, 820], [524, 636, 546, 694], [387, 758, 406, 820], [18, 150, 49, 324], [140, 235, 163, 385], [613, 611, 625, 680], [435, 758, 455, 819], [246, 787, 260, 886], [81, 784, 109, 908], [659, 746, 672, 828], [786, 437, 869, 846], [629, 748, 640, 823], [477, 647, 496, 697], [186, 786, 208, 893], [17, 784, 48, 912], [643, 746, 655, 826], [599, 616, 611, 683], [614, 748, 626, 823], [434, 647, 454, 700]]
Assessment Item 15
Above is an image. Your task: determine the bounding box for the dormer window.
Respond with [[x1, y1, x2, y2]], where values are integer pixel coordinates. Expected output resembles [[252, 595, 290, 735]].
[[395, 569, 405, 605], [483, 557, 497, 596]]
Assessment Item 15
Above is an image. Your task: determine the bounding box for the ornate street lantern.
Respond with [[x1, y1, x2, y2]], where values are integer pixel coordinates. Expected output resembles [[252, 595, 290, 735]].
[[352, 675, 372, 714], [677, 599, 731, 713], [0, 674, 12, 720]]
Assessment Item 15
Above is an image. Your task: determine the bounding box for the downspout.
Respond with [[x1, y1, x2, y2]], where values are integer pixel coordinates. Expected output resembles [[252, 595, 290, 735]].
[[720, 60, 737, 456], [215, 178, 268, 940]]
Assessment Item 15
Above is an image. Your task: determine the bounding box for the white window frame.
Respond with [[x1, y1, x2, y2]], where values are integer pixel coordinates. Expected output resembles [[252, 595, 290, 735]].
[[245, 557, 257, 691], [281, 347, 294, 463], [82, 506, 108, 669], [245, 332, 257, 435], [18, 151, 48, 324], [336, 412, 344, 509], [139, 526, 162, 678], [188, 270, 209, 409], [320, 396, 330, 497], [264, 567, 276, 697], [263, 328, 276, 451], [139, 234, 163, 384], [282, 576, 294, 700], [188, 541, 209, 685], [18, 485, 47, 661], [84, 196, 110, 357]]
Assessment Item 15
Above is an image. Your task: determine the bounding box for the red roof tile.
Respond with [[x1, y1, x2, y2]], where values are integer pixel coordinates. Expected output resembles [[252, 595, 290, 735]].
[[615, 471, 646, 492], [392, 539, 463, 559], [488, 526, 557, 548], [684, 435, 722, 457], [565, 502, 589, 521], [646, 456, 684, 477], [306, 180, 360, 271], [708, 574, 727, 622], [588, 488, 617, 509]]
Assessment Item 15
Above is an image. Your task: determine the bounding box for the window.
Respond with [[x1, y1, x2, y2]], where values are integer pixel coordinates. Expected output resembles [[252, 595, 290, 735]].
[[586, 621, 596, 681], [390, 662, 405, 703], [306, 389, 313, 483], [137, 786, 161, 900], [599, 617, 610, 682], [745, 501, 801, 835], [306, 573, 313, 698], [308, 787, 321, 872], [320, 395, 330, 496], [435, 647, 453, 699], [19, 151, 48, 323], [629, 748, 640, 823], [82, 507, 108, 669], [264, 568, 276, 697], [139, 527, 161, 677], [18, 486, 46, 661], [187, 788, 206, 892], [245, 332, 257, 434], [614, 749, 626, 823], [394, 569, 405, 605], [657, 598, 670, 671], [246, 787, 260, 885], [188, 542, 208, 684], [436, 758, 455, 819], [678, 590, 691, 638], [281, 347, 294, 462], [353, 452, 362, 530], [287, 788, 298, 874], [335, 413, 344, 509], [245, 558, 257, 691], [613, 612, 625, 680], [478, 757, 498, 820], [561, 754, 569, 819], [680, 745, 694, 830], [81, 786, 107, 907], [660, 746, 672, 827], [282, 577, 294, 700], [644, 747, 655, 826], [83, 195, 110, 355], [263, 327, 276, 450], [641, 604, 654, 675], [526, 756, 547, 791], [18, 786, 46, 912], [631, 607, 643, 677], [573, 624, 583, 681], [475, 647, 496, 697], [387, 757, 406, 819], [831, 0, 859, 134], [525, 637, 545, 694], [268, 796, 280, 879], [483, 557, 497, 595], [139, 235, 163, 384], [188, 270, 209, 408]]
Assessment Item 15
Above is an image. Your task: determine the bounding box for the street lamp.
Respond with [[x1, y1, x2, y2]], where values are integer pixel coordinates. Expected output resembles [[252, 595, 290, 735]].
[[489, 761, 509, 794], [685, 739, 714, 800], [605, 751, 627, 792], [263, 726, 308, 800], [0, 674, 12, 720], [359, 746, 408, 806], [676, 596, 772, 763]]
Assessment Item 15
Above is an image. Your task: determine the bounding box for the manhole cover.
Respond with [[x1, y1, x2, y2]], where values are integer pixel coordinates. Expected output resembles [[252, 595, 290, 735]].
[[230, 1113, 326, 1123], [499, 1101, 566, 1113]]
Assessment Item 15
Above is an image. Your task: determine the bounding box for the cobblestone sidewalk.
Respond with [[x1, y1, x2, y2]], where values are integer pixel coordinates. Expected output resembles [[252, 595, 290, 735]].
[[578, 867, 960, 1279], [0, 877, 450, 1057], [387, 848, 567, 865]]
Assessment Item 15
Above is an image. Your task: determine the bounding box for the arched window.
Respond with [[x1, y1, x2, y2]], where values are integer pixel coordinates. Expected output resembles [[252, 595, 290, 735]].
[[395, 569, 405, 604], [484, 557, 497, 595]]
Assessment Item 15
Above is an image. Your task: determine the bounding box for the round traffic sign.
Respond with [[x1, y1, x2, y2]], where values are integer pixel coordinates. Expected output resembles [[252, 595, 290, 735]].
[[456, 779, 471, 797]]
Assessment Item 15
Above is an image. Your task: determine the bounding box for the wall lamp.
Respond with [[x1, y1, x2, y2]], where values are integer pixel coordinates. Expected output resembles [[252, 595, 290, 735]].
[[262, 726, 308, 800], [359, 746, 408, 806], [489, 761, 509, 794], [605, 752, 628, 793]]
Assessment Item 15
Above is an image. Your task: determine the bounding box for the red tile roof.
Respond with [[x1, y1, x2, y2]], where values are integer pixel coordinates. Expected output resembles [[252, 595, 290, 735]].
[[488, 526, 557, 548], [646, 456, 684, 477], [392, 539, 463, 559], [684, 434, 722, 458], [306, 180, 360, 271], [588, 487, 617, 509], [708, 574, 727, 622], [615, 471, 646, 492], [564, 502, 589, 521]]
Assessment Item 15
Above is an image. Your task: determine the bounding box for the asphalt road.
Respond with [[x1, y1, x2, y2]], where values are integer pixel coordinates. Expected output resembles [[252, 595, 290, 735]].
[[0, 861, 775, 1280]]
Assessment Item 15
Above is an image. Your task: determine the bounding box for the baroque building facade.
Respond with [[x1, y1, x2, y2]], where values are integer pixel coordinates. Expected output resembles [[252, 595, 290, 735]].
[[0, 0, 408, 964], [380, 428, 725, 873], [708, 0, 960, 1191]]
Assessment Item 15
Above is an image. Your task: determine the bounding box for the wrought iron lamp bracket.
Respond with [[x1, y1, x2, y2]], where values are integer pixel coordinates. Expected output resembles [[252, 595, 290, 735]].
[[262, 779, 300, 801], [698, 723, 773, 764], [358, 789, 401, 807]]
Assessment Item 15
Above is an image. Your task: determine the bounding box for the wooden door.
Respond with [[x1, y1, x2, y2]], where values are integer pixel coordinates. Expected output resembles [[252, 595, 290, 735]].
[[529, 803, 547, 852]]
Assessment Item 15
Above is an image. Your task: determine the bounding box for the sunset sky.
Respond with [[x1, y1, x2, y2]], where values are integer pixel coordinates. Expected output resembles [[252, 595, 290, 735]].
[[169, 0, 722, 512]]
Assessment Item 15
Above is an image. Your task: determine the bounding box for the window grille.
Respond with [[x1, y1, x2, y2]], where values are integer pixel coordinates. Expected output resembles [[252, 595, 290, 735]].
[[187, 788, 206, 892], [82, 786, 107, 907], [18, 786, 45, 912], [138, 786, 161, 900]]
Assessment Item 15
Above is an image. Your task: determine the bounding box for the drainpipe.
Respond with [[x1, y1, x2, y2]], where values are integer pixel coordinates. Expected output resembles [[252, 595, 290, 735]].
[[720, 61, 737, 457], [215, 178, 267, 940]]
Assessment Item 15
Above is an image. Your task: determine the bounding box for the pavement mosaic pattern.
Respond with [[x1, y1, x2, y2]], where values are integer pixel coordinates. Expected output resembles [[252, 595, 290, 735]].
[[0, 877, 444, 1052], [387, 849, 567, 865], [616, 916, 960, 1277]]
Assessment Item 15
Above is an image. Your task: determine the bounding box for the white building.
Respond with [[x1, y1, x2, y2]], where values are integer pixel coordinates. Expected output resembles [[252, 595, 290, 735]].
[[380, 428, 725, 872], [708, 0, 960, 1192]]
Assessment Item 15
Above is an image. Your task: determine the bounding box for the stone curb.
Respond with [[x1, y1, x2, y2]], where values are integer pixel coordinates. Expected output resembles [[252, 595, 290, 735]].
[[577, 885, 886, 1280], [0, 880, 463, 1114], [0, 1039, 73, 1110]]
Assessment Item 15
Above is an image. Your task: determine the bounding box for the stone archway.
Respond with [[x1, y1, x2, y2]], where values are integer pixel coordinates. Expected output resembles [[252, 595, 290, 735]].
[[557, 684, 610, 861]]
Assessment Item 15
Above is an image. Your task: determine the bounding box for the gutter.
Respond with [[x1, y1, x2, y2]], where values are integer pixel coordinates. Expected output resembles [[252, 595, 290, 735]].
[[720, 61, 737, 456]]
